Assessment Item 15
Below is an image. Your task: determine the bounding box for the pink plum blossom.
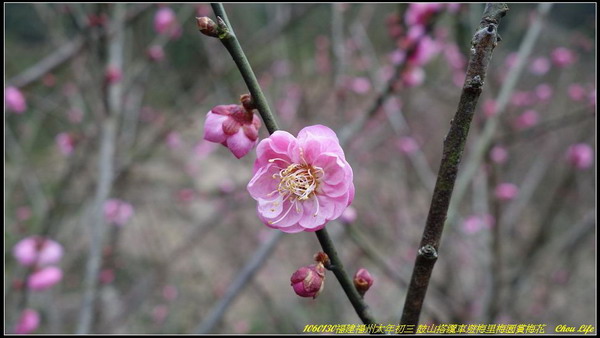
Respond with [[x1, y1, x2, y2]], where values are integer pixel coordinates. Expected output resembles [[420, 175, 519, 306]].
[[13, 236, 63, 267], [529, 57, 550, 75], [408, 36, 440, 66], [290, 262, 325, 298], [353, 268, 374, 296], [204, 104, 261, 159], [147, 45, 165, 62], [340, 205, 357, 223], [348, 77, 371, 94], [395, 136, 419, 155], [462, 214, 494, 234], [104, 199, 134, 226], [154, 7, 176, 35], [495, 183, 519, 201], [27, 266, 63, 291], [551, 47, 576, 67], [566, 143, 593, 170], [56, 133, 76, 156], [535, 83, 553, 102], [402, 67, 425, 87], [404, 3, 442, 26], [513, 110, 539, 130], [248, 125, 354, 233], [568, 83, 586, 101], [490, 145, 509, 164], [5, 86, 27, 113], [15, 309, 40, 334]]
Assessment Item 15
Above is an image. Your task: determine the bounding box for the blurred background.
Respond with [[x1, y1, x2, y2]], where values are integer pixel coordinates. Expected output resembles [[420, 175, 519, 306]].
[[4, 3, 596, 334]]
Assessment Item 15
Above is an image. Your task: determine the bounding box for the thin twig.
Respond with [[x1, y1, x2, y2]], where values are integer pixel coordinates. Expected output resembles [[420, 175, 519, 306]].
[[399, 3, 509, 327], [76, 4, 125, 333]]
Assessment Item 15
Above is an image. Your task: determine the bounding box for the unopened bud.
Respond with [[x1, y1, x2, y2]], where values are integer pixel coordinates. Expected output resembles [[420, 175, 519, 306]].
[[290, 263, 325, 299], [313, 251, 330, 267], [196, 17, 218, 37], [353, 268, 373, 297], [240, 94, 256, 111]]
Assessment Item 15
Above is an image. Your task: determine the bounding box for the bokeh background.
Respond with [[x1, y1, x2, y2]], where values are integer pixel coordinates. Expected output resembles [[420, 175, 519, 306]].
[[4, 3, 596, 334]]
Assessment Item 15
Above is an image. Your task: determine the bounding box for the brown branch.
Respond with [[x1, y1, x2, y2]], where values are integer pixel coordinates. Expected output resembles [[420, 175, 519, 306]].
[[399, 3, 509, 327]]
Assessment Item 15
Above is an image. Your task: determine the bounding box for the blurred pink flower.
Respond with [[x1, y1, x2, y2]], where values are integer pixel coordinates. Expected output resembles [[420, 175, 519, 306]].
[[203, 104, 261, 159], [504, 52, 519, 70], [529, 57, 550, 75], [176, 188, 196, 203], [348, 77, 371, 94], [99, 268, 115, 284], [104, 199, 134, 226], [340, 205, 357, 223], [147, 45, 165, 62], [5, 86, 27, 113], [13, 236, 63, 267], [290, 263, 325, 298], [495, 183, 519, 201], [162, 285, 178, 301], [534, 83, 553, 102], [152, 305, 169, 324], [510, 91, 534, 107], [462, 214, 494, 234], [353, 268, 374, 296], [568, 83, 586, 101], [482, 99, 497, 117], [67, 108, 84, 124], [28, 266, 63, 291], [193, 139, 217, 159], [551, 47, 576, 67], [165, 131, 182, 150], [105, 66, 122, 84], [395, 136, 419, 155], [444, 43, 466, 70], [490, 145, 509, 164], [513, 110, 539, 130], [389, 49, 406, 65], [402, 67, 425, 87], [154, 7, 176, 34], [56, 133, 76, 156], [405, 3, 442, 26], [566, 143, 593, 170], [408, 36, 440, 66], [15, 309, 40, 334], [248, 125, 354, 233]]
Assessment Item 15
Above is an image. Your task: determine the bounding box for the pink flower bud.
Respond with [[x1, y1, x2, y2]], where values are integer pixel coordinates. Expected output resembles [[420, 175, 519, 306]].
[[15, 309, 40, 334], [147, 45, 165, 62], [513, 110, 539, 130], [566, 143, 593, 170], [551, 47, 576, 67], [154, 7, 176, 35], [402, 67, 425, 87], [5, 86, 27, 113], [56, 132, 77, 156], [534, 83, 553, 102], [104, 199, 134, 226], [568, 83, 586, 102], [353, 268, 374, 296], [27, 266, 63, 291], [290, 263, 326, 299], [99, 268, 115, 284], [495, 183, 519, 201], [348, 77, 371, 94], [196, 16, 218, 37], [105, 66, 122, 84], [13, 236, 63, 267], [203, 104, 261, 159]]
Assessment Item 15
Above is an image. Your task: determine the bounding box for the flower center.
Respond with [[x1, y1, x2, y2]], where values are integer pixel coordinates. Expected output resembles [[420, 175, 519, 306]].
[[275, 163, 323, 201]]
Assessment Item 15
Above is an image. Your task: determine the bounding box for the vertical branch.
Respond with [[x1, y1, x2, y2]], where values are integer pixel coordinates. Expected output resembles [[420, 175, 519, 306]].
[[76, 3, 125, 333], [399, 3, 509, 327]]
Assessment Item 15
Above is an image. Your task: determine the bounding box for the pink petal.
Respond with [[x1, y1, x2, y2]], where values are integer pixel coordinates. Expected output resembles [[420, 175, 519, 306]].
[[203, 112, 228, 143], [226, 128, 256, 159], [247, 163, 280, 199]]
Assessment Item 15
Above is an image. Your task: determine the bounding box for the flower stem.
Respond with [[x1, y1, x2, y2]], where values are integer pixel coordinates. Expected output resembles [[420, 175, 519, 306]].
[[399, 3, 509, 327], [210, 3, 279, 134]]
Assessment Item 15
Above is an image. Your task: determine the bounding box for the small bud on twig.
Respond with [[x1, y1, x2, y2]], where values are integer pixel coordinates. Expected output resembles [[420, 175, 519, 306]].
[[353, 268, 374, 297], [313, 251, 330, 267], [240, 94, 256, 111], [196, 17, 218, 37]]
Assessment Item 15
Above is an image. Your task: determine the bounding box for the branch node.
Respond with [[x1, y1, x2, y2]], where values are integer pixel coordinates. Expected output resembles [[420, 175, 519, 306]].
[[418, 245, 438, 260]]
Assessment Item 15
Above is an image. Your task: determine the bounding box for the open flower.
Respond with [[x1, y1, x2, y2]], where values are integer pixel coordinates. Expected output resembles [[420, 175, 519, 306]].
[[15, 309, 40, 334], [204, 104, 261, 159], [247, 125, 354, 233], [13, 237, 63, 267], [5, 86, 27, 113]]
